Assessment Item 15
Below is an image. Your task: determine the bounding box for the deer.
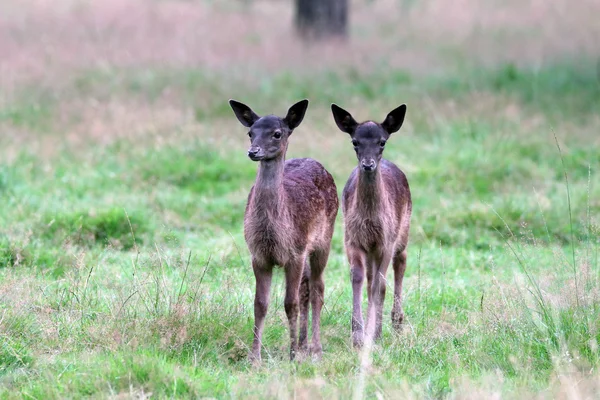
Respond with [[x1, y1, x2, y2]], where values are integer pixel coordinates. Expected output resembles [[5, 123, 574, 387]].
[[229, 99, 339, 363], [330, 103, 412, 348]]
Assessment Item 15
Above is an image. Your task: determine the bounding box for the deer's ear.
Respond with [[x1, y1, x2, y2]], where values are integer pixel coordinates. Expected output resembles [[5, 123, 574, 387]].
[[284, 99, 309, 131], [229, 99, 260, 127], [381, 104, 407, 134], [331, 103, 358, 134]]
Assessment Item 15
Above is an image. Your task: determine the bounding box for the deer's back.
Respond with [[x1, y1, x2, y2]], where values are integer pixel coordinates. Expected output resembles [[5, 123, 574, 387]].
[[284, 158, 338, 217], [282, 158, 339, 242]]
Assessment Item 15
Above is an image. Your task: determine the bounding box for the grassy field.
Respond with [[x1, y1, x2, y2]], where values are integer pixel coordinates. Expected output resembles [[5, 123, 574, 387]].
[[1, 0, 600, 398]]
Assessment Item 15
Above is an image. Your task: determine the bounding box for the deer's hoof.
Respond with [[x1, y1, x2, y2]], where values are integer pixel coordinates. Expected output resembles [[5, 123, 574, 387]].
[[310, 345, 323, 361], [296, 348, 309, 363], [289, 348, 298, 362], [374, 327, 383, 341], [299, 342, 309, 354], [352, 332, 364, 349], [248, 351, 262, 366], [392, 310, 405, 331]]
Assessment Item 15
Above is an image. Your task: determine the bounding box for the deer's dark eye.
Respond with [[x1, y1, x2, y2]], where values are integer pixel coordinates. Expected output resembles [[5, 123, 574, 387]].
[[352, 140, 358, 147], [248, 131, 252, 138], [273, 131, 282, 139], [380, 140, 386, 147]]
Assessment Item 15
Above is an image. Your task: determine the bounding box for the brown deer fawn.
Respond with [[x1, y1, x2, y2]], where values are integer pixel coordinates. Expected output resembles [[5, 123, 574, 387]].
[[331, 103, 412, 348], [229, 99, 339, 362]]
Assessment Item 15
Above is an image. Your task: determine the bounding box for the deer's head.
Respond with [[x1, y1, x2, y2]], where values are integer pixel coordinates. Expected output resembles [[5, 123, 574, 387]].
[[331, 103, 406, 173], [230, 99, 309, 162]]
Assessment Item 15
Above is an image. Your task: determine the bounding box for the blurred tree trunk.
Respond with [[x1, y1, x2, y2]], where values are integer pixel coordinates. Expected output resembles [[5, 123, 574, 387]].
[[295, 0, 348, 40]]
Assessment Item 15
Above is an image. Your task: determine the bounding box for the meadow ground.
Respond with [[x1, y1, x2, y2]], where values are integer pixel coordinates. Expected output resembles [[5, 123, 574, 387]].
[[1, 0, 600, 398]]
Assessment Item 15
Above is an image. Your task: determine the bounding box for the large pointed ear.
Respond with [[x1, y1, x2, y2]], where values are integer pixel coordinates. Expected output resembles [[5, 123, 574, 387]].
[[229, 99, 260, 127], [381, 104, 407, 134], [283, 99, 309, 131], [331, 103, 358, 134]]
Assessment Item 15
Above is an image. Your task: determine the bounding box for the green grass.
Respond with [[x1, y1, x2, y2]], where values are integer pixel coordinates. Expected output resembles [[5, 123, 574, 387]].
[[1, 46, 600, 400], [0, 90, 55, 131], [42, 58, 595, 121]]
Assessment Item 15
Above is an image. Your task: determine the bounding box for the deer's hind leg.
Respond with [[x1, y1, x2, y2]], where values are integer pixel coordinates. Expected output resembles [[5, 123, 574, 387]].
[[391, 248, 407, 331], [284, 257, 304, 361], [308, 247, 329, 359], [298, 261, 311, 356]]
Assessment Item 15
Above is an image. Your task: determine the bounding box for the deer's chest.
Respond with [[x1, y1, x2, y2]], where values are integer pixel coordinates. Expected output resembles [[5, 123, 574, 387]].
[[244, 213, 293, 266], [345, 211, 394, 252]]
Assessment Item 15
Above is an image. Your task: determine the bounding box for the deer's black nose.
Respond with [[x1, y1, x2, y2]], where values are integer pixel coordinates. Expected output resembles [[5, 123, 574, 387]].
[[361, 160, 376, 171], [247, 147, 264, 161]]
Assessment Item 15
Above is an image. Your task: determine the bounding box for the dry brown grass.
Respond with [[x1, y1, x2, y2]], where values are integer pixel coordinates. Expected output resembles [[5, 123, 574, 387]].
[[1, 0, 598, 88], [1, 0, 598, 155]]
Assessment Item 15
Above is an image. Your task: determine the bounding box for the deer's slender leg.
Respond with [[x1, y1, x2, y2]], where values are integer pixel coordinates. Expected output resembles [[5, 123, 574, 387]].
[[348, 246, 366, 348], [298, 261, 311, 355], [249, 259, 273, 364], [308, 248, 329, 359], [365, 250, 393, 344], [284, 257, 304, 361], [392, 248, 407, 330]]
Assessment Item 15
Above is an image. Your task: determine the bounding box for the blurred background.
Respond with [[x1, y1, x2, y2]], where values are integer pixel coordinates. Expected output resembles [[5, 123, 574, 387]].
[[2, 0, 598, 257], [1, 0, 600, 397]]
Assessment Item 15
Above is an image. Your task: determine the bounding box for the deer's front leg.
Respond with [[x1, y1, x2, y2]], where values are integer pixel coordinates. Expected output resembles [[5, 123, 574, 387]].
[[348, 246, 366, 348], [250, 259, 273, 364], [366, 250, 393, 344]]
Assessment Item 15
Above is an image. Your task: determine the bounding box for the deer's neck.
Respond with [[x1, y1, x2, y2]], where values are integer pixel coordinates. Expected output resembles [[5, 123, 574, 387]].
[[355, 169, 384, 215], [252, 157, 286, 215]]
